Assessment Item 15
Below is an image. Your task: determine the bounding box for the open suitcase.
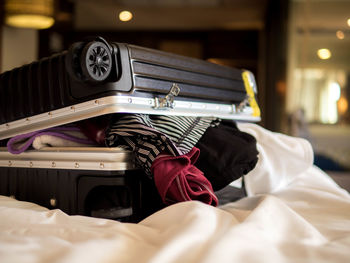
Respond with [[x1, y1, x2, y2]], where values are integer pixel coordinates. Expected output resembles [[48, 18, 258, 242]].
[[0, 36, 260, 222]]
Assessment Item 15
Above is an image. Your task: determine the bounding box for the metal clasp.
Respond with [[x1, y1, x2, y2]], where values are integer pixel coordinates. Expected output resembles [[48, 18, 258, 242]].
[[153, 83, 180, 110], [237, 95, 250, 112]]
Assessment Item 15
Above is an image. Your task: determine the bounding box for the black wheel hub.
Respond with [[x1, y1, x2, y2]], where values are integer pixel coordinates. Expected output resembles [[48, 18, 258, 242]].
[[88, 46, 111, 78], [81, 41, 113, 82]]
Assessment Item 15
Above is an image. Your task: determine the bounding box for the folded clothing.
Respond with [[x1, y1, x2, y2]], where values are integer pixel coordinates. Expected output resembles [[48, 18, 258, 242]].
[[151, 147, 218, 206], [195, 120, 259, 191], [7, 126, 96, 154]]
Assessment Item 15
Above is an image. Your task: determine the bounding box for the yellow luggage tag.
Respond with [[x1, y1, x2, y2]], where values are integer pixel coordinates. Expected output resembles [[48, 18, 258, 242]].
[[242, 70, 261, 117]]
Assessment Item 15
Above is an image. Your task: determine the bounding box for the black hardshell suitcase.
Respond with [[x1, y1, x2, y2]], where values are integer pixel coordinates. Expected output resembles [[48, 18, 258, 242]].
[[0, 36, 260, 140], [0, 36, 260, 221]]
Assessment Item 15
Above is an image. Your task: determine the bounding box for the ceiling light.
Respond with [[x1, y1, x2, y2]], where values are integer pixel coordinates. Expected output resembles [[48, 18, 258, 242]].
[[317, 49, 331, 60], [336, 30, 345, 40], [347, 18, 350, 27], [119, 11, 133, 22], [5, 0, 55, 30]]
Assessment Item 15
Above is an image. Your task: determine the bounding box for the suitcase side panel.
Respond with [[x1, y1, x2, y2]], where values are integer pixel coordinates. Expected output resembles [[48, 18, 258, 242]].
[[127, 44, 243, 80], [133, 77, 246, 103], [127, 44, 247, 104], [131, 61, 243, 91], [0, 167, 161, 222], [0, 167, 78, 213], [0, 54, 74, 125]]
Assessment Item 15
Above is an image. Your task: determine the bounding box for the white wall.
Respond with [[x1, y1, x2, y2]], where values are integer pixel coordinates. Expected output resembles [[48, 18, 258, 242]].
[[1, 26, 38, 73]]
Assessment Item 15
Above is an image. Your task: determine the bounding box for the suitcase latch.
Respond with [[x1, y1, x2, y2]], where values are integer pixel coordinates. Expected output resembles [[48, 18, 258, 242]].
[[237, 96, 250, 112], [153, 83, 180, 110]]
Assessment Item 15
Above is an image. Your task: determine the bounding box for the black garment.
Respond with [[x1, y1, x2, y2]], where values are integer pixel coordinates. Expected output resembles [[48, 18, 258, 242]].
[[195, 120, 259, 191], [215, 183, 247, 206]]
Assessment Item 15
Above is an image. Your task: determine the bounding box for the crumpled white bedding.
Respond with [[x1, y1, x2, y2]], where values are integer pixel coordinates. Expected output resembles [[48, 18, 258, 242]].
[[1, 123, 350, 263]]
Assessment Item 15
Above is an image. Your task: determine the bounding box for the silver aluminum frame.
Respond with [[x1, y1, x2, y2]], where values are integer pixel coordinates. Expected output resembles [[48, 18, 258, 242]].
[[0, 95, 260, 140], [0, 147, 137, 171]]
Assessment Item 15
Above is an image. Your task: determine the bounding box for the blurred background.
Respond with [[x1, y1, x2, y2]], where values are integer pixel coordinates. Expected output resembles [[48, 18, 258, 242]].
[[0, 0, 349, 177]]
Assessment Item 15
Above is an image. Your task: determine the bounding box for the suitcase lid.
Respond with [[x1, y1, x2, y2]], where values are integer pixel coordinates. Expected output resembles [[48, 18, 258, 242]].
[[0, 147, 137, 171], [0, 36, 261, 140]]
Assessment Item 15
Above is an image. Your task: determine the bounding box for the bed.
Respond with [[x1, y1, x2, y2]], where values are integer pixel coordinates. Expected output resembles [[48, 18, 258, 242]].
[[1, 123, 350, 263]]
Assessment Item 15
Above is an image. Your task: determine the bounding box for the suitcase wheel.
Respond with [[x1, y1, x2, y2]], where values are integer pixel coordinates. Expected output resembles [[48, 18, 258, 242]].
[[80, 41, 113, 82]]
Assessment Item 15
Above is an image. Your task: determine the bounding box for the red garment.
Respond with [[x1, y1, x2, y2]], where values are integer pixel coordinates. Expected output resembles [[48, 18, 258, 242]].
[[77, 117, 110, 145], [151, 147, 218, 206]]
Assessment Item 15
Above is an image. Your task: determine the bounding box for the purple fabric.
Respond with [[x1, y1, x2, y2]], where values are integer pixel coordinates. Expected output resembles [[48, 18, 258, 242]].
[[7, 126, 95, 154]]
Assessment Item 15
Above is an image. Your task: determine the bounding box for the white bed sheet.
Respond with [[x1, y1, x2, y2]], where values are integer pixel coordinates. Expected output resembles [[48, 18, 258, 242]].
[[1, 123, 350, 263]]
